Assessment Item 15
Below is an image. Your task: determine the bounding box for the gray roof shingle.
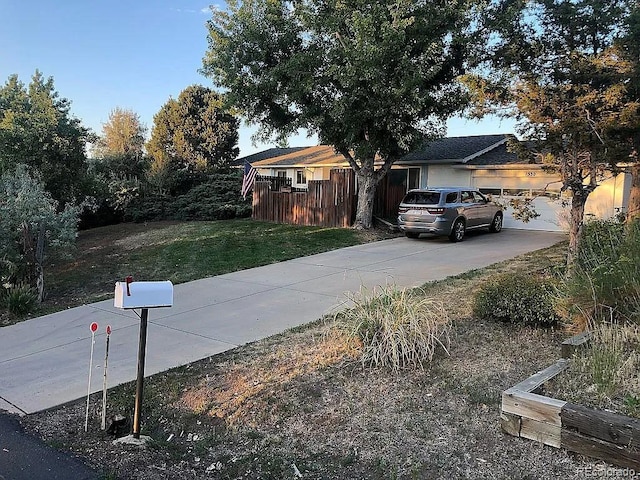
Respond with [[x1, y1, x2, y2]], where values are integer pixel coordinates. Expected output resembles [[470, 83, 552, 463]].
[[399, 134, 509, 163]]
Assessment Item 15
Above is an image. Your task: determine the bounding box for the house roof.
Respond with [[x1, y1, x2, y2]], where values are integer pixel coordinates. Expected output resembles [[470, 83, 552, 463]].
[[465, 141, 521, 166], [233, 147, 313, 167], [398, 134, 510, 164], [248, 134, 527, 169], [251, 145, 349, 168]]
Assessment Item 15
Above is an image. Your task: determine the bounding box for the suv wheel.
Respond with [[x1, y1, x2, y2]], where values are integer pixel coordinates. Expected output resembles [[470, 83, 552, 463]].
[[449, 219, 465, 242], [489, 213, 503, 233]]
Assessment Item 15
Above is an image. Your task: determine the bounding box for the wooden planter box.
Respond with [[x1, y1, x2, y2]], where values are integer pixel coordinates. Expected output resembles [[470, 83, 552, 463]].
[[501, 332, 640, 469]]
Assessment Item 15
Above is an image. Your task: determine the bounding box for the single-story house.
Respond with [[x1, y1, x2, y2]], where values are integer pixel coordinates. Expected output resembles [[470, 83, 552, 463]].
[[239, 134, 631, 231]]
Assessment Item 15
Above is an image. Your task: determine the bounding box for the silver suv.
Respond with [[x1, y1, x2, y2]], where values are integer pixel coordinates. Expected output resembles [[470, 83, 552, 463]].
[[397, 188, 503, 242]]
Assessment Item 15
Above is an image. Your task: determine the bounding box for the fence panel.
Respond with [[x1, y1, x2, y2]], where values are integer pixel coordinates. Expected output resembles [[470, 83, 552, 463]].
[[252, 170, 356, 227]]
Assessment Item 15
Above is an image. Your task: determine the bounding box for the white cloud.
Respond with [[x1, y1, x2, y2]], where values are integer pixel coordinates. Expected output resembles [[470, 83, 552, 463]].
[[201, 4, 222, 14]]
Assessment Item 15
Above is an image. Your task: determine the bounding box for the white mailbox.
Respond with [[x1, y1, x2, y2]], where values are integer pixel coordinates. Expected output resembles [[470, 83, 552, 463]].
[[114, 280, 173, 309]]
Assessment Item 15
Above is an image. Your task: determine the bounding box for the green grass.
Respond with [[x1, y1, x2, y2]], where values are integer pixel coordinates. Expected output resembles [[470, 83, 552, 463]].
[[26, 219, 391, 322]]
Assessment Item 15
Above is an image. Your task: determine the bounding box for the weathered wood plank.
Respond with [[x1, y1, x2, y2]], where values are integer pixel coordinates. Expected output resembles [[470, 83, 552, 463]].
[[562, 403, 640, 449], [562, 428, 640, 470], [509, 359, 570, 394], [521, 417, 562, 448], [561, 331, 592, 359], [500, 411, 521, 437], [502, 390, 566, 426]]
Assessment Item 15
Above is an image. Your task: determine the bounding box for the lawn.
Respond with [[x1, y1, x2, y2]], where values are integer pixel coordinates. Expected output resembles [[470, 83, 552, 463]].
[[27, 219, 395, 320], [21, 240, 607, 480]]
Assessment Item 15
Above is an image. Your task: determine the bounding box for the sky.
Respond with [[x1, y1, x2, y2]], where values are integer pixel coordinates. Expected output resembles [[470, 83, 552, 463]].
[[0, 0, 516, 158]]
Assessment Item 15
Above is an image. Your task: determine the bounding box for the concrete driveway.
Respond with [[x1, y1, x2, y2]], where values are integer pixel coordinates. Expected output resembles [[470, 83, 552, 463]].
[[0, 229, 564, 415]]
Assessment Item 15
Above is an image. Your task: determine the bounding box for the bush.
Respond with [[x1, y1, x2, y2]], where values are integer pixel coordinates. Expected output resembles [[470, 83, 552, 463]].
[[337, 285, 451, 371], [473, 273, 559, 327], [125, 172, 252, 222], [559, 219, 640, 329], [2, 283, 39, 316]]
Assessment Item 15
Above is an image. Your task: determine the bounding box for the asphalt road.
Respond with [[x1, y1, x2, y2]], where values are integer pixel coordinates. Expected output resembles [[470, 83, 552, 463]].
[[0, 413, 98, 480]]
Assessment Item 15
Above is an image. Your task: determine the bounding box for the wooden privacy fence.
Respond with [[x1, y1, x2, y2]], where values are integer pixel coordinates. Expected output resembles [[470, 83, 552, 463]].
[[252, 169, 356, 227]]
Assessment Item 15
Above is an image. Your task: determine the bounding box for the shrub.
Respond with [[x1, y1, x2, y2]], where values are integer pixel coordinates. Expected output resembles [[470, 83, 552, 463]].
[[2, 283, 39, 316], [473, 273, 559, 327], [337, 285, 451, 371], [124, 172, 252, 222], [559, 219, 640, 329]]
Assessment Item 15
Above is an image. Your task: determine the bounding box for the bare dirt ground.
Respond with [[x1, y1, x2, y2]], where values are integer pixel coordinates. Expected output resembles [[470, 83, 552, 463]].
[[20, 242, 612, 479]]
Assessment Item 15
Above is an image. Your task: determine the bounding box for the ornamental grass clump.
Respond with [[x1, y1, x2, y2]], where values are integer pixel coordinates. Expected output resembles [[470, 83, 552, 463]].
[[337, 285, 451, 372], [2, 283, 38, 316]]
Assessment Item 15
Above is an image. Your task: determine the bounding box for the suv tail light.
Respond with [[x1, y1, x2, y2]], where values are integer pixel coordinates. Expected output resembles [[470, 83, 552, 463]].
[[427, 208, 445, 215]]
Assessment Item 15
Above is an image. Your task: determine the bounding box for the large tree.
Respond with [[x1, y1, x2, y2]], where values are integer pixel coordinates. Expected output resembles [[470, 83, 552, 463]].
[[146, 85, 240, 194], [0, 71, 92, 206], [89, 107, 149, 215], [94, 107, 147, 159], [202, 0, 485, 229], [475, 0, 634, 266]]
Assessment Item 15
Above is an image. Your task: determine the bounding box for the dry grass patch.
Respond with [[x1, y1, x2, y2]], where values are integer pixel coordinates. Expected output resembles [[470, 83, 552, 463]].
[[177, 325, 359, 425], [547, 321, 640, 417]]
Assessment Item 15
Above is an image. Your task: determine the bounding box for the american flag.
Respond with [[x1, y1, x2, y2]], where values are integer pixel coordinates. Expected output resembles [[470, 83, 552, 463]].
[[241, 162, 258, 199]]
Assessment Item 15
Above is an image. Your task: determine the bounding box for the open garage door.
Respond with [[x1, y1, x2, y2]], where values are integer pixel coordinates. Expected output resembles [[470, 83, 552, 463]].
[[472, 168, 629, 232]]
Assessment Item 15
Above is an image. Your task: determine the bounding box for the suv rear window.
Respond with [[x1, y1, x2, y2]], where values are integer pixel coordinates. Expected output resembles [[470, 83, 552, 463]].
[[401, 191, 441, 205]]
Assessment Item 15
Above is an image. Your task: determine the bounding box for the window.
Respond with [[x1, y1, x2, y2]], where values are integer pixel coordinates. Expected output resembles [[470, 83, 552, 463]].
[[277, 171, 287, 178], [479, 188, 501, 197], [461, 191, 474, 203], [402, 191, 441, 205], [445, 192, 458, 203], [408, 168, 420, 190], [296, 170, 307, 184], [472, 191, 487, 203]]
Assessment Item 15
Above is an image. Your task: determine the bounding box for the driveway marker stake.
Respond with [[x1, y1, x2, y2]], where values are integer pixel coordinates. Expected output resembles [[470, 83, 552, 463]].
[[101, 324, 112, 430], [85, 321, 99, 432]]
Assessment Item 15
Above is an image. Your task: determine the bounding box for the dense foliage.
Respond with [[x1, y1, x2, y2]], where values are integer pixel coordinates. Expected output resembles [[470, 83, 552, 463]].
[[146, 85, 240, 195], [0, 165, 79, 308], [0, 71, 93, 206], [559, 219, 640, 329], [124, 172, 251, 223], [473, 0, 639, 267], [473, 273, 559, 328]]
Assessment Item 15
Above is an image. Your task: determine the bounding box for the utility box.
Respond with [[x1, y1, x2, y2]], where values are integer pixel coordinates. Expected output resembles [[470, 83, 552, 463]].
[[114, 280, 173, 310]]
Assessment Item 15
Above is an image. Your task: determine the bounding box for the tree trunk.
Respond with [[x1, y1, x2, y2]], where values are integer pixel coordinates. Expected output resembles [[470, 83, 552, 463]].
[[353, 170, 378, 229], [626, 163, 640, 225], [566, 190, 588, 272]]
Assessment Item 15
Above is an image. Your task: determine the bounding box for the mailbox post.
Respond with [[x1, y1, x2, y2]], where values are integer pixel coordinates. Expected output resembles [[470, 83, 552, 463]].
[[114, 279, 173, 441]]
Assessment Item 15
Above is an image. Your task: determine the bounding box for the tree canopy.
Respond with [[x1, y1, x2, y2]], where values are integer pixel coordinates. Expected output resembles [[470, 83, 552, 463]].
[[0, 71, 92, 206], [146, 85, 240, 193], [472, 0, 637, 266], [202, 0, 486, 228], [94, 107, 147, 159]]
